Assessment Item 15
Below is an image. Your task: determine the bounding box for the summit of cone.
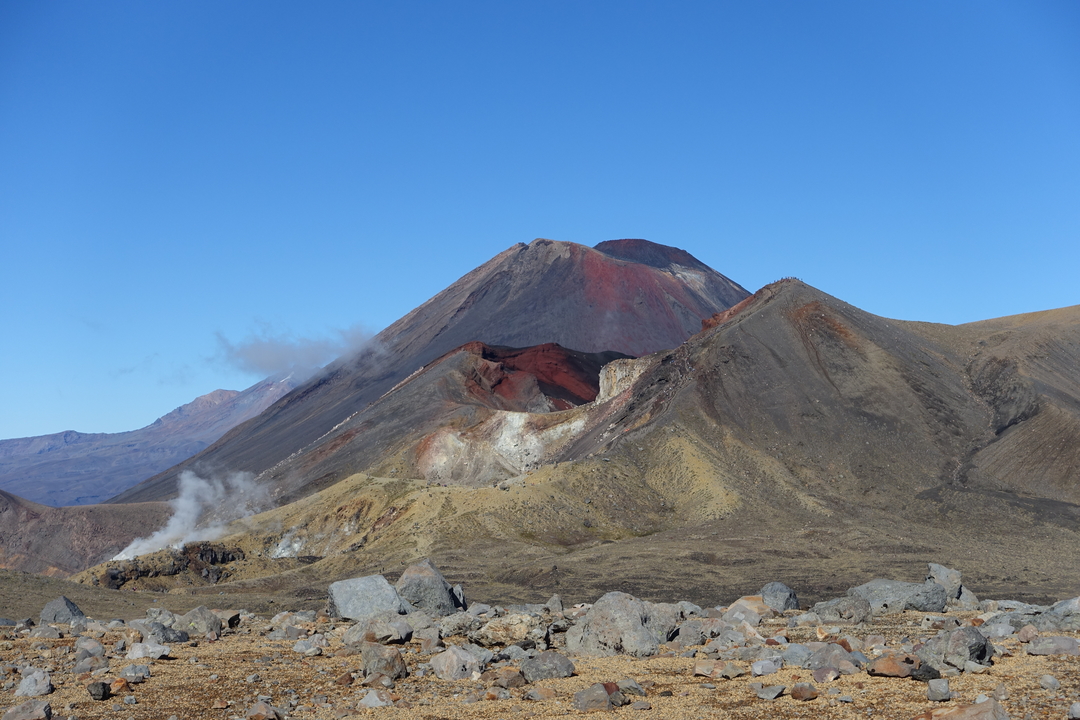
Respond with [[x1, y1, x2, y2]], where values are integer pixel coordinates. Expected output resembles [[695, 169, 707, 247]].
[[109, 238, 749, 505]]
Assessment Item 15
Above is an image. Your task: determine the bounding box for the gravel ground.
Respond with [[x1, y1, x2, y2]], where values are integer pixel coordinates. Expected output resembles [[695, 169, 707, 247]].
[[1, 610, 1078, 720]]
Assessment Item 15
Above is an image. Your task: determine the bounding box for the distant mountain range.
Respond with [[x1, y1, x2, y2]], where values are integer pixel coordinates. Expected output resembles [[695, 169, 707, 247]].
[[0, 375, 300, 506]]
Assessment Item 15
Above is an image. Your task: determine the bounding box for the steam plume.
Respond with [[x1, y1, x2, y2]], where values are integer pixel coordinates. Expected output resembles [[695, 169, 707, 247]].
[[112, 470, 268, 560], [215, 323, 373, 379]]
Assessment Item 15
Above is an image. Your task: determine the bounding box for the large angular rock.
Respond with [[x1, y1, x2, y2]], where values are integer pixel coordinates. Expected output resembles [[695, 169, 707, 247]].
[[811, 595, 872, 624], [469, 612, 543, 647], [926, 564, 963, 600], [848, 579, 947, 615], [394, 558, 463, 616], [520, 651, 576, 682], [430, 645, 483, 680], [760, 582, 799, 612], [39, 597, 84, 626], [565, 592, 659, 657], [360, 642, 408, 679], [916, 627, 993, 673], [438, 612, 483, 638], [15, 669, 52, 697], [1026, 636, 1080, 656], [1, 700, 52, 720], [178, 606, 222, 635], [643, 602, 681, 642], [126, 642, 170, 660], [328, 574, 409, 621]]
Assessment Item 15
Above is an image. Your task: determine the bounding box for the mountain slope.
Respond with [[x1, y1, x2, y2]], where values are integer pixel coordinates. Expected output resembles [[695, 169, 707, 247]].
[[109, 238, 749, 504], [78, 281, 1080, 606], [0, 375, 300, 506], [0, 490, 171, 576]]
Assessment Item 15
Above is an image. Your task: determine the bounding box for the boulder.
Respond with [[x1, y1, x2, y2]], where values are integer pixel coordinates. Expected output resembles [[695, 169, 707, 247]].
[[916, 627, 993, 673], [811, 595, 872, 624], [430, 645, 483, 680], [848, 579, 947, 614], [927, 678, 952, 702], [520, 651, 576, 682], [469, 613, 543, 647], [39, 597, 84, 626], [357, 689, 395, 708], [394, 558, 462, 616], [564, 592, 659, 657], [1, 700, 52, 720], [343, 616, 409, 646], [1026, 636, 1080, 656], [438, 612, 483, 638], [760, 582, 800, 612], [178, 606, 222, 635], [126, 642, 170, 660], [328, 574, 410, 621], [360, 642, 407, 679], [926, 564, 963, 599], [643, 602, 681, 642], [805, 644, 855, 671], [573, 683, 613, 712], [15, 669, 52, 697]]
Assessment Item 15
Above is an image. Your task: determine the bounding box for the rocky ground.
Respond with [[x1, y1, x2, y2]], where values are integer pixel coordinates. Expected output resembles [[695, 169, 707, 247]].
[[2, 562, 1079, 720]]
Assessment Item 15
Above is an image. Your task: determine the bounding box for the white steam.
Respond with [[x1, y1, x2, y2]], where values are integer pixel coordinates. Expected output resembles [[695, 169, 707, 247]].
[[215, 323, 374, 379], [112, 470, 268, 560]]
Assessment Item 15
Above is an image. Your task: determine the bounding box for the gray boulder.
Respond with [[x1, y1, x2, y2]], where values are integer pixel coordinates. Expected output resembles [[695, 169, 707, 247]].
[[438, 612, 483, 638], [1, 700, 52, 720], [328, 574, 410, 621], [430, 645, 483, 680], [39, 597, 84, 626], [520, 651, 576, 682], [926, 563, 963, 599], [564, 592, 659, 657], [804, 643, 854, 671], [811, 595, 872, 624], [126, 642, 170, 660], [1026, 636, 1080, 656], [760, 582, 799, 612], [360, 642, 408, 679], [15, 669, 52, 698], [643, 602, 681, 643], [848, 579, 947, 614], [394, 558, 462, 616], [916, 627, 993, 673], [178, 606, 222, 635]]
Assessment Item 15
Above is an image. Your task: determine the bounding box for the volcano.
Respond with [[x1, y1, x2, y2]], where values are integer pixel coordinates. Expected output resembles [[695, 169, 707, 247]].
[[109, 238, 749, 504]]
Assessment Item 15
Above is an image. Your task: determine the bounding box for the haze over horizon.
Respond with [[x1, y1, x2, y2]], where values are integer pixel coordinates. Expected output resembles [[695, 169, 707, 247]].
[[2, 1, 1078, 440]]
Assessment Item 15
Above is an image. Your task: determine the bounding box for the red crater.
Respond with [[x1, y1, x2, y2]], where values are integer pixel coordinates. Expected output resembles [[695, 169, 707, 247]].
[[454, 342, 630, 411]]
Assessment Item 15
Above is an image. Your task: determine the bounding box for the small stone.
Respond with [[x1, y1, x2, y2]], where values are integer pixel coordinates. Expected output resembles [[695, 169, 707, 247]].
[[123, 695, 137, 705], [523, 687, 557, 701], [87, 681, 110, 701], [573, 683, 613, 712], [1016, 624, 1038, 643], [630, 700, 652, 710], [1039, 674, 1060, 691], [211, 699, 228, 709], [755, 684, 785, 700], [1067, 702, 1080, 719], [813, 666, 840, 683], [928, 678, 951, 702], [790, 683, 819, 701], [719, 662, 746, 680], [751, 659, 780, 676], [246, 700, 286, 719], [357, 689, 395, 708]]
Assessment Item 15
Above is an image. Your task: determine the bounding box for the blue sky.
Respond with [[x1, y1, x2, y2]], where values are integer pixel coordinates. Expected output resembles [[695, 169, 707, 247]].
[[1, 1, 1078, 439]]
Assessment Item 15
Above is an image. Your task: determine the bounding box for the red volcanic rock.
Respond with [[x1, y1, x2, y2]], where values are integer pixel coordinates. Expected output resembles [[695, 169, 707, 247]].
[[454, 342, 628, 409]]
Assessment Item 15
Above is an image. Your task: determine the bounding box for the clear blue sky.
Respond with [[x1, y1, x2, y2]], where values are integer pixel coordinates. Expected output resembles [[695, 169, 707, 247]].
[[2, 1, 1078, 439]]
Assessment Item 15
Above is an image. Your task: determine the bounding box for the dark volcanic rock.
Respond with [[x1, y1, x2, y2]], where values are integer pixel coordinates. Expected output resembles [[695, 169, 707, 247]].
[[520, 651, 576, 682], [760, 582, 799, 612], [39, 597, 84, 626]]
